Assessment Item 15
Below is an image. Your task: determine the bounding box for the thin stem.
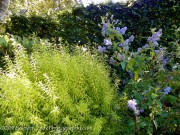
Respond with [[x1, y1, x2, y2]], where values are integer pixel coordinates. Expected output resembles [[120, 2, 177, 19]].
[[135, 115, 138, 135]]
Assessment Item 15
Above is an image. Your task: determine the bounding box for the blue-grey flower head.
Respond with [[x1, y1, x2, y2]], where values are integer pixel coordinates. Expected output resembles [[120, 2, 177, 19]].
[[119, 43, 123, 47], [147, 29, 162, 47], [124, 39, 129, 45], [117, 53, 126, 61], [109, 57, 116, 65], [114, 19, 119, 25], [104, 39, 112, 46], [129, 35, 134, 42], [120, 27, 127, 35], [162, 57, 169, 65], [128, 70, 134, 78], [116, 26, 127, 35], [101, 23, 107, 36], [128, 99, 137, 111], [142, 44, 149, 49], [98, 46, 106, 53], [154, 50, 160, 53], [115, 27, 121, 33], [164, 87, 171, 95], [137, 48, 142, 52]]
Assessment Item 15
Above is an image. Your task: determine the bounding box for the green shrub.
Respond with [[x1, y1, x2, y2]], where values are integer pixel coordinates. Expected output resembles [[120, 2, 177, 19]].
[[0, 37, 124, 134], [98, 14, 180, 134], [4, 0, 179, 49]]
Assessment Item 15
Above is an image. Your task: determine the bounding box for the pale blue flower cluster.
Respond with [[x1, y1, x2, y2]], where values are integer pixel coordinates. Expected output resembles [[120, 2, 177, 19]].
[[142, 44, 149, 49], [147, 29, 162, 47], [128, 70, 134, 78], [104, 39, 112, 46], [101, 23, 108, 36], [109, 57, 116, 65], [162, 57, 169, 65], [128, 99, 144, 116], [119, 35, 134, 52], [137, 48, 142, 52], [98, 46, 106, 53], [115, 26, 127, 35], [129, 35, 135, 42], [116, 53, 126, 61], [164, 87, 171, 95], [128, 99, 137, 111], [119, 35, 134, 46]]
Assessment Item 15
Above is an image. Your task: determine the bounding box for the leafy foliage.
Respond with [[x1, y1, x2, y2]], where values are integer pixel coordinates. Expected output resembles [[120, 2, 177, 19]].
[[98, 14, 180, 134], [0, 35, 124, 134], [0, 0, 179, 134], [8, 0, 76, 15], [4, 0, 179, 49]]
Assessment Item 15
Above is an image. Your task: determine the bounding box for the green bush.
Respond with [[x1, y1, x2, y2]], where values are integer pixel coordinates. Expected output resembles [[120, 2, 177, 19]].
[[4, 0, 179, 49], [0, 37, 124, 134], [97, 14, 180, 134]]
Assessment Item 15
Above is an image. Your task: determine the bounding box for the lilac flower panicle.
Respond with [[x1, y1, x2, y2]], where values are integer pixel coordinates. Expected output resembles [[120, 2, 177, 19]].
[[137, 48, 142, 52], [153, 41, 159, 47], [117, 53, 125, 61], [164, 87, 171, 95], [109, 57, 116, 65], [120, 27, 127, 35], [140, 109, 144, 113], [159, 48, 164, 51], [147, 37, 159, 46], [101, 23, 107, 36], [129, 35, 134, 42], [128, 99, 137, 111], [115, 27, 121, 32], [107, 46, 112, 49], [119, 43, 123, 47], [124, 39, 129, 45], [98, 46, 106, 53], [142, 44, 149, 49], [116, 26, 127, 35], [128, 70, 134, 78], [104, 39, 112, 46], [154, 50, 160, 53], [110, 14, 114, 20], [114, 19, 119, 24], [156, 29, 162, 37], [121, 54, 126, 61], [147, 29, 162, 47], [162, 57, 169, 65]]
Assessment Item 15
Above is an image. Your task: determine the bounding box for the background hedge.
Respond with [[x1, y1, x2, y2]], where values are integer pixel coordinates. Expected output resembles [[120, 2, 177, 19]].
[[4, 0, 179, 49]]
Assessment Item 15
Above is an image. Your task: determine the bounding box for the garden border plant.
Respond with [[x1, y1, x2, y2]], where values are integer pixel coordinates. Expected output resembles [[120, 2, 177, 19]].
[[97, 14, 179, 134], [0, 34, 128, 135]]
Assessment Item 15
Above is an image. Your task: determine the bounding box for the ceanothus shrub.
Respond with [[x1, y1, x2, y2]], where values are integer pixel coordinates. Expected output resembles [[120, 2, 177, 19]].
[[98, 14, 179, 134]]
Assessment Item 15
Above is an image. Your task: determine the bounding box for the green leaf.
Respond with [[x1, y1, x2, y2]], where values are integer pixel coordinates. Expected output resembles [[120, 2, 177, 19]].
[[0, 37, 7, 46], [168, 95, 177, 104], [121, 62, 126, 70], [134, 57, 141, 68], [162, 112, 168, 118], [156, 100, 162, 109], [153, 120, 158, 130], [151, 93, 157, 99]]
